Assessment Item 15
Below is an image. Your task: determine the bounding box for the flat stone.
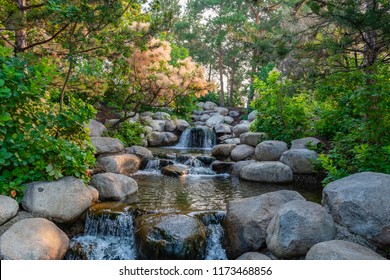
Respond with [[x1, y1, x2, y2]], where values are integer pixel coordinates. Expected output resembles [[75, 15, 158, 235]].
[[161, 165, 189, 177], [91, 137, 124, 155], [125, 146, 153, 161], [206, 114, 225, 127], [90, 173, 138, 201], [97, 154, 141, 175], [240, 132, 268, 147], [240, 162, 293, 183]]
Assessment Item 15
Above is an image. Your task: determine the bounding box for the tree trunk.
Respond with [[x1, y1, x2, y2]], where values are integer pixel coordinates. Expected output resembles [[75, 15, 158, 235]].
[[363, 0, 378, 69], [218, 46, 225, 107], [229, 55, 236, 108], [15, 0, 27, 53]]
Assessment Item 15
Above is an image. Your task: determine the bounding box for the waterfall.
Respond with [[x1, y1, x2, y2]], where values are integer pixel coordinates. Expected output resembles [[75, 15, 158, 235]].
[[197, 211, 228, 260], [66, 212, 136, 260], [176, 126, 216, 149]]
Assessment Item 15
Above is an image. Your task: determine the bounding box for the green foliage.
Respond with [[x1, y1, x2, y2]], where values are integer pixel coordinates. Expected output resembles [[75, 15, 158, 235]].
[[105, 121, 146, 147], [197, 91, 220, 105], [0, 47, 95, 201], [172, 93, 198, 120], [250, 69, 313, 143], [315, 64, 390, 183]]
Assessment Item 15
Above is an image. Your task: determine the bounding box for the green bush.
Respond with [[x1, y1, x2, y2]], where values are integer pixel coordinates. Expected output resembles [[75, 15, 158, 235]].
[[0, 47, 96, 201], [105, 121, 146, 147], [250, 69, 313, 143], [315, 65, 390, 183]]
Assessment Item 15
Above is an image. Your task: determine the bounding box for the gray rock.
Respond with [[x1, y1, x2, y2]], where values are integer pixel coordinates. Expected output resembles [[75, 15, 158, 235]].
[[140, 116, 153, 125], [214, 124, 232, 135], [176, 120, 190, 132], [148, 132, 178, 147], [240, 162, 293, 183], [125, 146, 153, 161], [206, 114, 225, 127], [240, 132, 268, 147], [203, 101, 217, 110], [150, 120, 166, 132], [322, 172, 390, 250], [229, 111, 240, 117], [193, 109, 203, 115], [87, 120, 107, 137], [165, 120, 177, 132], [225, 190, 305, 258], [214, 107, 229, 116], [280, 149, 319, 174], [211, 161, 234, 174], [224, 116, 235, 125], [192, 115, 201, 121], [91, 137, 124, 155], [210, 112, 220, 117], [266, 200, 336, 258], [291, 137, 322, 149], [231, 160, 256, 176], [136, 214, 206, 259], [140, 111, 153, 117], [90, 173, 138, 201], [22, 177, 93, 223], [196, 102, 205, 108], [97, 154, 141, 175], [0, 211, 36, 236], [230, 145, 255, 162], [255, 140, 288, 161], [248, 110, 258, 122], [211, 144, 236, 160], [0, 195, 19, 226], [233, 123, 250, 137], [306, 240, 386, 260], [0, 218, 69, 260], [200, 114, 211, 122], [193, 121, 206, 126], [153, 111, 171, 120], [223, 138, 241, 145], [236, 252, 271, 260]]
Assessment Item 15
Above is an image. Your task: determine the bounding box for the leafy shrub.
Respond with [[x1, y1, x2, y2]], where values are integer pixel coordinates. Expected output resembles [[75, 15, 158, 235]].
[[250, 69, 313, 143], [105, 121, 146, 147], [0, 47, 96, 201], [172, 93, 198, 120], [315, 65, 390, 183], [197, 91, 220, 105]]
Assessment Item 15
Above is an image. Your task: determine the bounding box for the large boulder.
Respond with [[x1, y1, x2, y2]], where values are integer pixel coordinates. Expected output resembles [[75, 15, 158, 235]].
[[240, 162, 293, 183], [231, 160, 256, 176], [280, 149, 318, 174], [150, 120, 166, 132], [176, 119, 190, 132], [90, 173, 138, 201], [97, 154, 141, 175], [291, 137, 322, 149], [203, 101, 217, 110], [211, 144, 236, 160], [230, 144, 255, 162], [148, 132, 178, 147], [247, 110, 258, 122], [125, 146, 153, 161], [87, 120, 107, 137], [161, 165, 189, 177], [255, 140, 288, 161], [306, 240, 386, 260], [240, 132, 267, 147], [200, 114, 211, 122], [322, 172, 390, 250], [206, 114, 225, 127], [0, 195, 19, 226], [136, 214, 206, 259], [214, 124, 232, 135], [224, 116, 234, 125], [22, 177, 93, 223], [214, 107, 229, 116], [91, 137, 124, 155], [225, 190, 305, 259], [165, 120, 177, 132], [0, 218, 69, 260], [153, 111, 171, 120], [266, 200, 336, 258], [236, 252, 271, 260], [233, 123, 250, 137]]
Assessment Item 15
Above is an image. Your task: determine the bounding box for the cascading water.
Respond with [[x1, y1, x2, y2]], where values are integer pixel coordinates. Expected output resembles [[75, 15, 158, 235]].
[[196, 211, 228, 260], [66, 212, 136, 260], [175, 126, 216, 149]]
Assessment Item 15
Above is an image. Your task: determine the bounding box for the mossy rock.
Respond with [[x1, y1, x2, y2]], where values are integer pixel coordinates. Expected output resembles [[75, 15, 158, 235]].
[[135, 213, 206, 259]]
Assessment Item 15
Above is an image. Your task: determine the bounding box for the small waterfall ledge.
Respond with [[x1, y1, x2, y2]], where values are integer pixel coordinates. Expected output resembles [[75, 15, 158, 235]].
[[175, 126, 216, 149]]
